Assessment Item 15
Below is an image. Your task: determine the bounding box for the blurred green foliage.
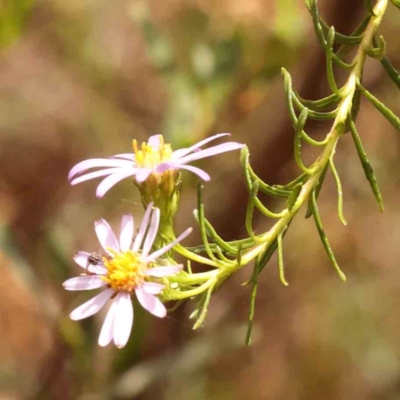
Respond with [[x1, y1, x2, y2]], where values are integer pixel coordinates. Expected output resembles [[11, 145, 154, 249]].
[[1, 0, 35, 48]]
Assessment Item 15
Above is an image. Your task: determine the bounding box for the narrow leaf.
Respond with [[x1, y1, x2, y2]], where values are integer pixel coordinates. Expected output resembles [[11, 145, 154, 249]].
[[245, 181, 259, 241], [277, 233, 289, 286], [241, 147, 290, 197], [329, 155, 347, 225], [326, 27, 341, 95], [349, 118, 384, 212], [336, 16, 371, 59], [378, 49, 400, 89], [196, 184, 218, 262], [365, 35, 386, 59], [293, 92, 338, 121], [305, 164, 328, 218], [295, 91, 340, 111], [193, 280, 216, 330], [203, 218, 236, 253], [358, 83, 400, 131], [318, 17, 363, 45], [294, 108, 315, 174], [286, 184, 303, 211], [246, 259, 259, 346], [281, 68, 299, 127], [306, 0, 327, 49], [274, 173, 307, 191], [311, 190, 347, 281]]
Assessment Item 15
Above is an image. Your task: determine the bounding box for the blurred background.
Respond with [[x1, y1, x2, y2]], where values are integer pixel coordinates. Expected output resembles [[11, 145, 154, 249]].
[[1, 0, 400, 399]]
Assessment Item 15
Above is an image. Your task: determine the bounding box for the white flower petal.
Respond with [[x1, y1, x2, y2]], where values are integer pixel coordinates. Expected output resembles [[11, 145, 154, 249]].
[[95, 218, 120, 255], [68, 158, 133, 181], [172, 133, 231, 160], [119, 214, 134, 252], [147, 134, 162, 149], [147, 227, 192, 261], [96, 169, 138, 198], [141, 282, 165, 295], [134, 168, 152, 183], [132, 202, 153, 252], [69, 288, 114, 321], [98, 300, 118, 347], [73, 251, 92, 268], [145, 265, 183, 277], [63, 276, 106, 291], [73, 252, 108, 274], [157, 162, 210, 181], [113, 292, 134, 348], [70, 168, 124, 186], [142, 208, 160, 258], [135, 288, 166, 318], [111, 153, 135, 160], [177, 142, 244, 164]]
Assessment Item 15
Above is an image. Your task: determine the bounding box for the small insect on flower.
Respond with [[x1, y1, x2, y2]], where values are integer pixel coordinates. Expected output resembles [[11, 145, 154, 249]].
[[68, 133, 245, 198], [63, 203, 192, 348], [85, 252, 106, 275]]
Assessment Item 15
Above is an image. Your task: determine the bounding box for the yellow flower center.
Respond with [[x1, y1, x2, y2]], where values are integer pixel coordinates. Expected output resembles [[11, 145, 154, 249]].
[[133, 135, 173, 169], [102, 250, 146, 292]]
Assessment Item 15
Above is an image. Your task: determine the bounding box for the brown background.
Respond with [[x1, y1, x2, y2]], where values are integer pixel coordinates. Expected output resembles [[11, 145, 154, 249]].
[[1, 0, 400, 399]]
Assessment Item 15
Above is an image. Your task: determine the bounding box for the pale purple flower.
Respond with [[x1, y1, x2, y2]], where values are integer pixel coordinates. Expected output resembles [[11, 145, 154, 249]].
[[68, 133, 244, 198], [63, 203, 192, 348]]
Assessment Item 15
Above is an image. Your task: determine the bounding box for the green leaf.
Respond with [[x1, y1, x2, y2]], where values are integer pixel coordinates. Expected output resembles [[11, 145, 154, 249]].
[[336, 16, 371, 59], [242, 151, 287, 219], [196, 184, 219, 262], [305, 164, 328, 218], [281, 68, 299, 128], [245, 258, 260, 346], [377, 47, 400, 89], [329, 154, 347, 225], [241, 147, 290, 197], [292, 92, 338, 121], [311, 190, 347, 281], [245, 181, 259, 241], [326, 27, 341, 95], [366, 35, 386, 59], [349, 118, 384, 212], [295, 91, 340, 111], [202, 218, 236, 253], [306, 0, 328, 49], [351, 84, 362, 122], [286, 183, 303, 211], [358, 83, 400, 131], [294, 108, 315, 174], [391, 0, 400, 9], [255, 239, 279, 275], [318, 17, 364, 45], [277, 233, 289, 286], [274, 173, 307, 191], [192, 280, 216, 329]]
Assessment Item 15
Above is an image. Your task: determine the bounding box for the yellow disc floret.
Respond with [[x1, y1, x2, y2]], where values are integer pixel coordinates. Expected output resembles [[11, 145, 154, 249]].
[[133, 135, 173, 169], [102, 250, 146, 292]]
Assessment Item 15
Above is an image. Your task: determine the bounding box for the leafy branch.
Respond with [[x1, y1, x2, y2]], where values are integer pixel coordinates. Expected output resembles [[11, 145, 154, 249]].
[[165, 0, 399, 339]]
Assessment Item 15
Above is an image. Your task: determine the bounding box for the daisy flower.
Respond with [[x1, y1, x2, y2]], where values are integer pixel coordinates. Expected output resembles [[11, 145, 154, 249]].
[[63, 203, 192, 348], [68, 133, 244, 198]]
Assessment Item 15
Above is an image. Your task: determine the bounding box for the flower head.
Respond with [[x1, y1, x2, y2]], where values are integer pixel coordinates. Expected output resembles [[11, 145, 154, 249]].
[[63, 203, 192, 348], [68, 133, 244, 198]]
